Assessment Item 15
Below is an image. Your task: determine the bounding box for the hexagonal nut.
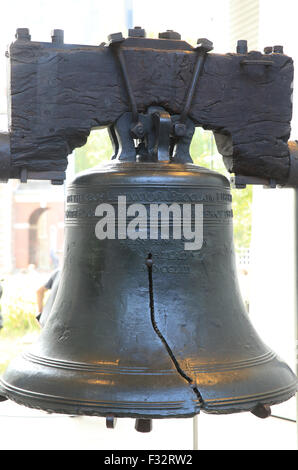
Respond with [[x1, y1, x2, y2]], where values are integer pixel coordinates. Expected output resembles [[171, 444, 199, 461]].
[[128, 26, 146, 38], [264, 46, 273, 55], [51, 29, 64, 44], [107, 32, 125, 45], [236, 40, 248, 54], [130, 122, 145, 139], [15, 28, 31, 41], [174, 122, 187, 137], [159, 30, 181, 40], [196, 37, 213, 52]]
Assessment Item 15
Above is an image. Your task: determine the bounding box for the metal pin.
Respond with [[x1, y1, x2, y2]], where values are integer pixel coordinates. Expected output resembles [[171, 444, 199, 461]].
[[135, 418, 152, 432], [251, 403, 271, 418], [237, 40, 248, 54], [106, 415, 117, 429], [51, 29, 64, 44], [15, 28, 31, 41]]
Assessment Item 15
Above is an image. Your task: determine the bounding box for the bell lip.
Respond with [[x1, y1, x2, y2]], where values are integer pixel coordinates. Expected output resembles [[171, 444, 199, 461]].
[[1, 375, 296, 419], [0, 377, 200, 419], [200, 381, 298, 414], [1, 383, 296, 419]]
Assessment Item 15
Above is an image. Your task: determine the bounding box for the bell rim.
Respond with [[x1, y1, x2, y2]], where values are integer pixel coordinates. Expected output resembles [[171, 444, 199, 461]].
[[1, 376, 296, 418], [1, 352, 297, 418]]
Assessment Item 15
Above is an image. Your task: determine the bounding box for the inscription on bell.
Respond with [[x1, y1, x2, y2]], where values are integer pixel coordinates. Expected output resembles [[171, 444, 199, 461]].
[[65, 186, 233, 252], [67, 189, 232, 204], [65, 207, 233, 220]]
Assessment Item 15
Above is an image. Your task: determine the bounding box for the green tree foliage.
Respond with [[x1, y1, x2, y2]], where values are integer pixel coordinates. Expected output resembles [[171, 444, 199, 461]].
[[74, 129, 113, 173], [190, 128, 252, 251], [74, 127, 252, 250]]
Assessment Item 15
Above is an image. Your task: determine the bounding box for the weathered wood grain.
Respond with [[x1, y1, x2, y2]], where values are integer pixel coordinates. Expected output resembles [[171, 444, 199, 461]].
[[6, 37, 294, 182]]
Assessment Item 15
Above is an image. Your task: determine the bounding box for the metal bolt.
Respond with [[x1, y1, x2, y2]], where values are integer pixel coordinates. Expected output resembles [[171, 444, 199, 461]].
[[106, 415, 117, 429], [236, 40, 248, 54], [130, 122, 144, 139], [251, 404, 271, 419], [264, 46, 273, 54], [51, 29, 64, 44], [15, 28, 31, 41], [196, 38, 213, 52], [174, 122, 186, 137], [128, 26, 146, 38], [107, 32, 125, 45], [273, 45, 283, 54], [135, 418, 152, 432], [158, 30, 181, 40]]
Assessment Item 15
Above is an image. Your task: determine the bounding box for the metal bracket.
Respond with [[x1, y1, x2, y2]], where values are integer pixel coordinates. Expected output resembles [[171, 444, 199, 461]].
[[240, 59, 274, 67], [18, 169, 65, 185], [108, 33, 144, 139], [109, 108, 195, 164], [148, 108, 172, 162], [174, 38, 213, 137], [230, 175, 277, 189]]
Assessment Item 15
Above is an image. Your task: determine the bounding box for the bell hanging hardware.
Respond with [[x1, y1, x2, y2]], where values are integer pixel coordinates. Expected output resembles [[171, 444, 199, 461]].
[[0, 27, 297, 433]]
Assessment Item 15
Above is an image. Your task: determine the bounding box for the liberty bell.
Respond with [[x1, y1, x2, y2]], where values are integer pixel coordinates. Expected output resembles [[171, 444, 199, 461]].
[[0, 30, 297, 433]]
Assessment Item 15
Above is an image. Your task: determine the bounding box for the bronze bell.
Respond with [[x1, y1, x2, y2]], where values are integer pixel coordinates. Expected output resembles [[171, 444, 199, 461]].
[[0, 110, 297, 430]]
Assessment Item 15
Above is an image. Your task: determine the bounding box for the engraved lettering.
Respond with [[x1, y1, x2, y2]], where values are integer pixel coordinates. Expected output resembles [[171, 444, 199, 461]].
[[66, 188, 231, 205]]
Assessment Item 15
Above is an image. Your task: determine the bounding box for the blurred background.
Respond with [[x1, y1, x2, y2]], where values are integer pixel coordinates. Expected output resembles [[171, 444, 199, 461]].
[[0, 0, 297, 450]]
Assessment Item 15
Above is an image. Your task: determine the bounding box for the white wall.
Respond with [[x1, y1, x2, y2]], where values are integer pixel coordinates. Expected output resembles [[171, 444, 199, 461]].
[[248, 0, 298, 420]]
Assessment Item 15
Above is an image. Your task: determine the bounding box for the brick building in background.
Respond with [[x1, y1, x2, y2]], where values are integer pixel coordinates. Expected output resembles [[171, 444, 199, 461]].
[[0, 180, 65, 273], [0, 109, 71, 274]]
